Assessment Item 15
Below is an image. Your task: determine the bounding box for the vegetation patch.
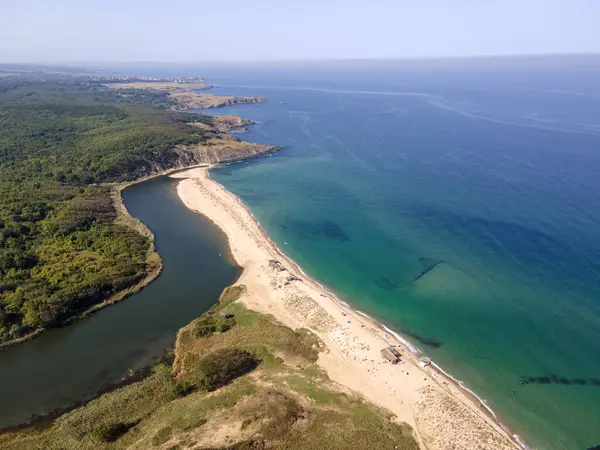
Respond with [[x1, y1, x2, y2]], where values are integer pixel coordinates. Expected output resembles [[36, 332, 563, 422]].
[[93, 421, 135, 443], [239, 390, 305, 439], [192, 313, 236, 338], [0, 288, 417, 450], [175, 302, 323, 381], [199, 303, 321, 361], [214, 285, 246, 310], [151, 426, 173, 446], [191, 348, 258, 391], [53, 364, 178, 440]]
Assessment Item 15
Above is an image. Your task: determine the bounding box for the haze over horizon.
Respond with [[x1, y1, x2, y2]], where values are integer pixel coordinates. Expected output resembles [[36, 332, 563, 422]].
[[2, 0, 599, 64]]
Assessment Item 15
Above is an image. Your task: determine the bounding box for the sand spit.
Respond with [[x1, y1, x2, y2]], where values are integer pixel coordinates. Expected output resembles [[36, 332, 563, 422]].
[[172, 166, 523, 450]]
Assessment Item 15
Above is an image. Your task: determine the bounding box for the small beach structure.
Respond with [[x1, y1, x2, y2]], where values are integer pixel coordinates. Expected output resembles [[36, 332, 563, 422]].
[[268, 259, 284, 272], [219, 312, 234, 319], [419, 356, 431, 368], [381, 347, 401, 364], [390, 347, 402, 358]]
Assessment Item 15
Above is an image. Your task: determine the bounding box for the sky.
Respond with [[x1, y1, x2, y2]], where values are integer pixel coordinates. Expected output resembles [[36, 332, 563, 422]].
[[1, 0, 599, 63]]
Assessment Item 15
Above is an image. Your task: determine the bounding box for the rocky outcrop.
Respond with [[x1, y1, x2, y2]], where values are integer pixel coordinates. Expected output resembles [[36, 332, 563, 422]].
[[129, 138, 280, 182], [173, 136, 280, 165], [104, 81, 266, 111], [204, 96, 267, 109], [211, 115, 254, 132], [170, 93, 267, 110]]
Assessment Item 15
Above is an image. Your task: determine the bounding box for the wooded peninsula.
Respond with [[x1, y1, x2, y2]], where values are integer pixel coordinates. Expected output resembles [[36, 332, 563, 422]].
[[0, 74, 273, 346]]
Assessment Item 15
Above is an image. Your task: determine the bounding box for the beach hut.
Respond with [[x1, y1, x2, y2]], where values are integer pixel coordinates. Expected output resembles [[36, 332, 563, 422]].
[[268, 260, 284, 272], [381, 347, 400, 364], [389, 347, 402, 358], [419, 357, 431, 368]]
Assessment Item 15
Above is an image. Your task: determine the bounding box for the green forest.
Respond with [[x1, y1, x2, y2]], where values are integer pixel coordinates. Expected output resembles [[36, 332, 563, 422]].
[[0, 76, 215, 343]]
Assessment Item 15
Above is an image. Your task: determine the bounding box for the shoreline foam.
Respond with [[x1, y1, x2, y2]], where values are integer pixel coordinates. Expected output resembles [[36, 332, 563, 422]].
[[172, 165, 527, 450]]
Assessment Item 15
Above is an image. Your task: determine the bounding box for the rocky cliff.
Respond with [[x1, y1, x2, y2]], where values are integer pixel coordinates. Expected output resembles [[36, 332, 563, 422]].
[[170, 93, 267, 110], [173, 135, 279, 166]]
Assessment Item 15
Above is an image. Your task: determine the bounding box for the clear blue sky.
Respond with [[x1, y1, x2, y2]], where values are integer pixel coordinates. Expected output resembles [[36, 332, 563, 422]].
[[2, 0, 599, 63]]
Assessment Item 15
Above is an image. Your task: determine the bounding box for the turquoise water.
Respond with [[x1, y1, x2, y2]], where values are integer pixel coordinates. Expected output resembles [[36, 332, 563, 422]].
[[192, 60, 600, 450]]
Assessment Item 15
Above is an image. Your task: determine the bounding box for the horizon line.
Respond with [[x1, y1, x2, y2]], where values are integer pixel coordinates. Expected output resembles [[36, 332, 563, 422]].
[[2, 52, 600, 68]]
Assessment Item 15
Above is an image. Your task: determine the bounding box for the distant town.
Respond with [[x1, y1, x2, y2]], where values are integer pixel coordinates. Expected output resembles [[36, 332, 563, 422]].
[[92, 75, 205, 84]]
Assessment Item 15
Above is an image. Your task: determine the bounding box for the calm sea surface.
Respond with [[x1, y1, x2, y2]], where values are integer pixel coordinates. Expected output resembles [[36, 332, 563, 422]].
[[186, 59, 600, 450]]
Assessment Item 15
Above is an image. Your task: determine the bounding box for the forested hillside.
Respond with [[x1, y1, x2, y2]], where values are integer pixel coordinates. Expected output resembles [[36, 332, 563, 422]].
[[0, 76, 218, 343]]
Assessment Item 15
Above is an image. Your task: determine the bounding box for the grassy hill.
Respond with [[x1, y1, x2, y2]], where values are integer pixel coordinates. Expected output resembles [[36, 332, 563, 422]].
[[0, 285, 418, 449]]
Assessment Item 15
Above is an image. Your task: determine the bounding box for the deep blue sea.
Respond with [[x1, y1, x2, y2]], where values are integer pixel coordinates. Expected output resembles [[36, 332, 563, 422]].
[[178, 57, 600, 449]]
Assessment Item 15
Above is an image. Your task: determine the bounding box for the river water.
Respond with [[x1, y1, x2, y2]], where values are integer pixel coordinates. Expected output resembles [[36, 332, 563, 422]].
[[0, 176, 241, 427]]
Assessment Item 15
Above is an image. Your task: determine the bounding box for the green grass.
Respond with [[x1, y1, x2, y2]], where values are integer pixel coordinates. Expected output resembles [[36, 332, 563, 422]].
[[185, 348, 258, 392], [214, 285, 246, 310], [192, 313, 236, 338]]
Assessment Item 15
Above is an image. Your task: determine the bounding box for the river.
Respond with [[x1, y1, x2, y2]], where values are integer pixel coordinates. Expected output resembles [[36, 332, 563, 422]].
[[0, 176, 241, 428]]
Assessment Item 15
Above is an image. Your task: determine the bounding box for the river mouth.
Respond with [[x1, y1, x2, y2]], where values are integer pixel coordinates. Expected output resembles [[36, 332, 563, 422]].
[[0, 176, 242, 428]]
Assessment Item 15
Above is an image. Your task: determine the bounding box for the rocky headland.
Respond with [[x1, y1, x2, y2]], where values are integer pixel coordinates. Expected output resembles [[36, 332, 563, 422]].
[[105, 81, 266, 110]]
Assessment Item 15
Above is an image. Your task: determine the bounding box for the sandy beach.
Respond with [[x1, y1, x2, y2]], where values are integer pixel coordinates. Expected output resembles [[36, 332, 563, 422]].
[[172, 166, 523, 450]]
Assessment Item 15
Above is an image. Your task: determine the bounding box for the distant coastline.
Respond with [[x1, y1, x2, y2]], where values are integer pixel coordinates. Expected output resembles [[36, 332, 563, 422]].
[[105, 80, 267, 110]]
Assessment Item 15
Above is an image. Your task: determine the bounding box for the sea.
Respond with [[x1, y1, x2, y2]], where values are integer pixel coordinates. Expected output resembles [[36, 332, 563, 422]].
[[102, 56, 600, 449], [174, 56, 600, 450]]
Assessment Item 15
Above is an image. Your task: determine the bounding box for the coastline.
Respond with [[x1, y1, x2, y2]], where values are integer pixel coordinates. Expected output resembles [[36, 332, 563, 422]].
[[172, 165, 527, 450], [104, 80, 267, 110]]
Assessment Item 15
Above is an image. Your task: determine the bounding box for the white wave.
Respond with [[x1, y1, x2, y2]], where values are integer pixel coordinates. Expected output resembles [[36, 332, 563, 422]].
[[381, 324, 420, 355], [356, 310, 373, 320], [513, 434, 534, 450]]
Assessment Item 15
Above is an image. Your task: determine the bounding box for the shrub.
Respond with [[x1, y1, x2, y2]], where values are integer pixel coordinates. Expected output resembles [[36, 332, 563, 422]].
[[193, 321, 217, 338], [193, 348, 258, 391], [192, 313, 236, 338], [93, 422, 131, 442]]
